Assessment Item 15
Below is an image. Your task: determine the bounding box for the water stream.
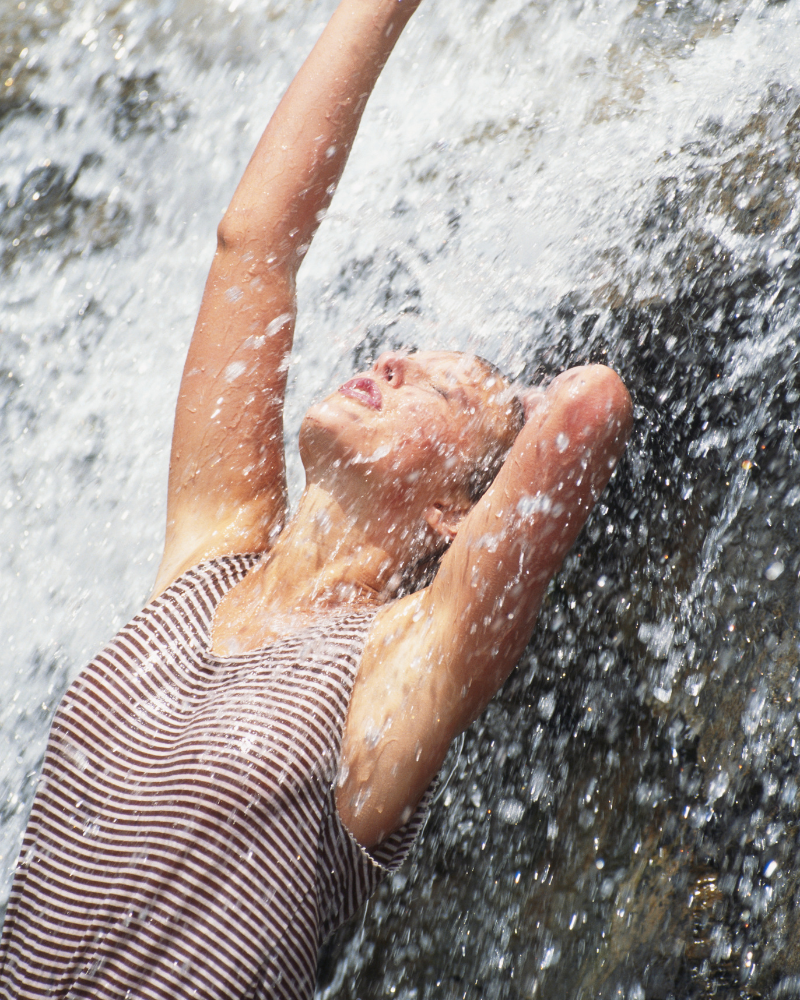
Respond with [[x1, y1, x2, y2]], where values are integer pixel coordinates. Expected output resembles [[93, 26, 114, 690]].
[[2, 0, 800, 995]]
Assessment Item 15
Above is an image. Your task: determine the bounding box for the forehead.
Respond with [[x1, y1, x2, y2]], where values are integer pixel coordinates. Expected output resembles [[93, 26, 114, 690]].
[[409, 352, 513, 416]]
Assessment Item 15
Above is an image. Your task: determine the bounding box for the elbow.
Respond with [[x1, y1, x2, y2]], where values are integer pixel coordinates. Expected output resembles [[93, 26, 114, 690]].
[[215, 204, 272, 257], [215, 211, 251, 255], [524, 365, 633, 487], [214, 212, 297, 288], [587, 364, 633, 442], [548, 364, 633, 447]]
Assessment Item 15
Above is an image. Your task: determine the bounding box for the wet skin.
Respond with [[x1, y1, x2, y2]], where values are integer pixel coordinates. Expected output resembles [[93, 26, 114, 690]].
[[210, 351, 632, 847], [210, 350, 523, 659], [336, 360, 632, 845], [299, 351, 520, 527]]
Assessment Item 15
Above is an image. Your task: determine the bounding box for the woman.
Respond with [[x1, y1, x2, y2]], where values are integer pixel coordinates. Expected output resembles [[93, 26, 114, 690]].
[[0, 0, 632, 997]]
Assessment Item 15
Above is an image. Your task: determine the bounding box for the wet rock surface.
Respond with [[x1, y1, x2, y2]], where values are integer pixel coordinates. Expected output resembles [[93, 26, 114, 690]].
[[319, 206, 800, 1000], [0, 160, 129, 268]]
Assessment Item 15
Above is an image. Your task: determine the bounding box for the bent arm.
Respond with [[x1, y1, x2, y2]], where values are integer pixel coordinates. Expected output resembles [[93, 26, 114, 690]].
[[154, 0, 425, 595], [339, 365, 633, 846], [429, 365, 633, 721]]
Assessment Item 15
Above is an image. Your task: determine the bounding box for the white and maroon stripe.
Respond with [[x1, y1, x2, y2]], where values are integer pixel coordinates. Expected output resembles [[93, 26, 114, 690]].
[[0, 555, 426, 1000]]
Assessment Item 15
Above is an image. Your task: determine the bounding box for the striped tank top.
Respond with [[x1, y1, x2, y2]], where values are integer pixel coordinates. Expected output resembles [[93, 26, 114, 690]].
[[0, 555, 428, 1000]]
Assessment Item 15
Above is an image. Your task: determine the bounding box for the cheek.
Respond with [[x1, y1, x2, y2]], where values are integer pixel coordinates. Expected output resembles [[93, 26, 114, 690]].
[[383, 419, 470, 493]]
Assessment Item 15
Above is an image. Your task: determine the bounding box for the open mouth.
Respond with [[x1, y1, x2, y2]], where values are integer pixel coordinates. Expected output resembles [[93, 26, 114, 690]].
[[339, 378, 382, 410]]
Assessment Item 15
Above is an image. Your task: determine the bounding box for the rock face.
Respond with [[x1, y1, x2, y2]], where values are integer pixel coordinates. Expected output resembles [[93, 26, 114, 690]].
[[320, 290, 800, 998], [319, 278, 800, 997], [318, 55, 800, 1000]]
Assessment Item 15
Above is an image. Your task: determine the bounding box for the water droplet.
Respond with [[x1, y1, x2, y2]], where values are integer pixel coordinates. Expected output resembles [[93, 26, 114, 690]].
[[555, 432, 569, 453], [497, 798, 525, 824], [265, 312, 292, 337], [765, 560, 784, 581], [685, 673, 705, 697], [529, 766, 547, 802], [540, 942, 561, 969], [537, 690, 556, 720], [743, 684, 767, 736], [224, 360, 246, 382], [707, 769, 730, 802]]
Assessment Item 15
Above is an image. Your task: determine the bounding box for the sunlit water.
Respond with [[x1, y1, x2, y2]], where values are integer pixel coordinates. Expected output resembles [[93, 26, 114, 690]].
[[2, 0, 800, 995]]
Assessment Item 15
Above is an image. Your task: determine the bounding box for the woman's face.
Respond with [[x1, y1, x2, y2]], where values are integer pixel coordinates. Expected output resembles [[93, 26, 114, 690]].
[[300, 351, 516, 514]]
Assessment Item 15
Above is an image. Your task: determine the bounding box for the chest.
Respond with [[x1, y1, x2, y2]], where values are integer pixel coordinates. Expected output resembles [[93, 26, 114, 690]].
[[46, 618, 365, 835]]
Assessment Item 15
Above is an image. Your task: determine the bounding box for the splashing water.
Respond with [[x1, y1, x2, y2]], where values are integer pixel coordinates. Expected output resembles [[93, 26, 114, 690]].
[[2, 0, 800, 995]]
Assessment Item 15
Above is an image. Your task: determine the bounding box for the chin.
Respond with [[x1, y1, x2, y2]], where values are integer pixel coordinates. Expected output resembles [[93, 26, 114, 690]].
[[299, 398, 366, 473]]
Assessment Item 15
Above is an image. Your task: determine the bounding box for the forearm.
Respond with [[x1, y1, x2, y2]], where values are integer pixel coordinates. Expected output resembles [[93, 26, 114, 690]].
[[220, 0, 424, 268], [431, 365, 633, 731]]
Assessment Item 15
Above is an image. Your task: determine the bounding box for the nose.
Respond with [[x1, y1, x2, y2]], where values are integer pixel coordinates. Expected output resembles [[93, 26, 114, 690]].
[[373, 352, 407, 388]]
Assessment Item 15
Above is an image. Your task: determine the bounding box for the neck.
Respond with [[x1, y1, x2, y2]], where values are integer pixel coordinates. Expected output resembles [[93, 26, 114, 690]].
[[211, 481, 439, 655], [254, 483, 411, 615]]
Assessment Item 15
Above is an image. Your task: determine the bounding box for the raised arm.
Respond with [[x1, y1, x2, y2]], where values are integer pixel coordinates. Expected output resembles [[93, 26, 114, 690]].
[[339, 365, 633, 845], [153, 0, 425, 596]]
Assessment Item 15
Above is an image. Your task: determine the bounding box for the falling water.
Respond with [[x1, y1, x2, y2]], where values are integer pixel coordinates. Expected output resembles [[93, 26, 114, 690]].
[[2, 0, 800, 995]]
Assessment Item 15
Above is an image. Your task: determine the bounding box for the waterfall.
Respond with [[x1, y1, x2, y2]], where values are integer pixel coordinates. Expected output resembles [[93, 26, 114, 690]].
[[2, 0, 800, 994]]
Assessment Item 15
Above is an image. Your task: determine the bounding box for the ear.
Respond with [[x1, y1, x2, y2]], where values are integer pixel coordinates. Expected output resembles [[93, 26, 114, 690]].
[[424, 501, 469, 543]]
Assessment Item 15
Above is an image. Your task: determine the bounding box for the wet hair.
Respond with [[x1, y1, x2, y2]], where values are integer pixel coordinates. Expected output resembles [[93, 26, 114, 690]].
[[463, 356, 526, 503], [397, 355, 526, 597]]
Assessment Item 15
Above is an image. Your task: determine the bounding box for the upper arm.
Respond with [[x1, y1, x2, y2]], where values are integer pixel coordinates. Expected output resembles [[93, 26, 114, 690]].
[[152, 241, 297, 597], [337, 591, 455, 847], [152, 0, 427, 597], [337, 365, 632, 846]]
